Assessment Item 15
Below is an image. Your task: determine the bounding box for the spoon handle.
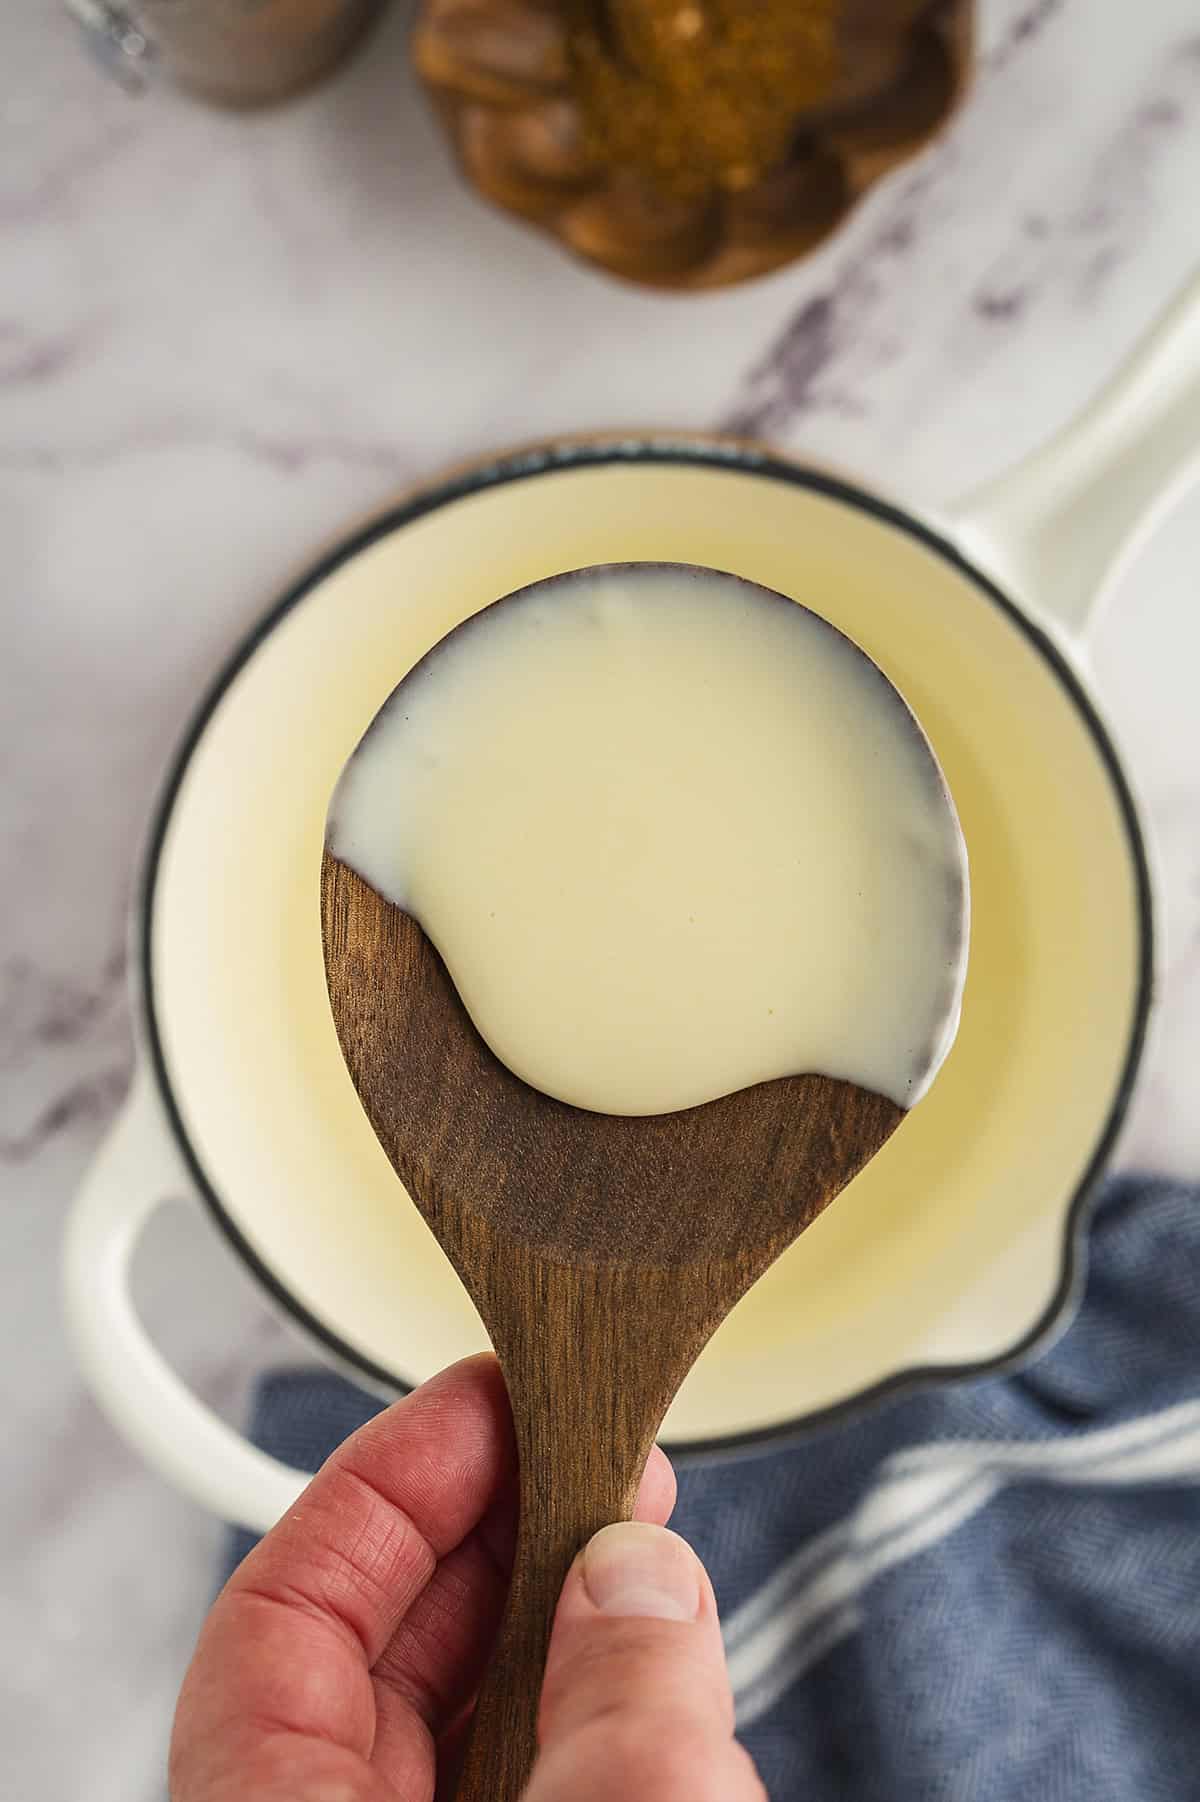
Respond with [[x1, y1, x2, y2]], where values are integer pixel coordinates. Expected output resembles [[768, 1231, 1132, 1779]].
[[451, 1259, 716, 1802]]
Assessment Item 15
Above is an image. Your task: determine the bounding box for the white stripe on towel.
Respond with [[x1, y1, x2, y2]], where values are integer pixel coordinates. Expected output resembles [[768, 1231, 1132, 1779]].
[[725, 1399, 1200, 1727]]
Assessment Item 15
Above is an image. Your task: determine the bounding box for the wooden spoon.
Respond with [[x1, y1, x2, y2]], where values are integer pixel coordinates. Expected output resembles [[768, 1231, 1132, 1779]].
[[322, 847, 930, 1801]]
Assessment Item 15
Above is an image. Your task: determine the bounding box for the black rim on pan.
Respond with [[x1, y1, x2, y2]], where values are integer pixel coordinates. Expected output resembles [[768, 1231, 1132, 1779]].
[[138, 439, 1156, 1460]]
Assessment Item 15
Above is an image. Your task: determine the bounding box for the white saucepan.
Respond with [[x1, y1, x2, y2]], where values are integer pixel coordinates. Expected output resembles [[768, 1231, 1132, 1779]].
[[65, 276, 1200, 1531]]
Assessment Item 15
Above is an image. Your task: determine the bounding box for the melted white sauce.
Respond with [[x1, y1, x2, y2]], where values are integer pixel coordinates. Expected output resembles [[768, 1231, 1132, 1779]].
[[328, 564, 968, 1115]]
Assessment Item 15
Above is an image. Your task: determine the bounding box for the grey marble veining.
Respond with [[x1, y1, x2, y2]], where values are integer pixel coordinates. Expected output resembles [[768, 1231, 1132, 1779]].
[[3, 0, 1200, 1797]]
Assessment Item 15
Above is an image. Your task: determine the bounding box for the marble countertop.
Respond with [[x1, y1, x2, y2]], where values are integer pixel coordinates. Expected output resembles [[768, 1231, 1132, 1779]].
[[4, 2, 1199, 1797]]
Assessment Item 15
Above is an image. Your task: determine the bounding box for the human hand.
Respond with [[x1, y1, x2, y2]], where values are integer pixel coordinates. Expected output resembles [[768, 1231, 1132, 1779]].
[[170, 1354, 763, 1801]]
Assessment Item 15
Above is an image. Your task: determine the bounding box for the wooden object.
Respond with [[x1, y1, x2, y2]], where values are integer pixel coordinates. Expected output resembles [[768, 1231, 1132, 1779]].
[[412, 0, 973, 289], [322, 851, 906, 1800]]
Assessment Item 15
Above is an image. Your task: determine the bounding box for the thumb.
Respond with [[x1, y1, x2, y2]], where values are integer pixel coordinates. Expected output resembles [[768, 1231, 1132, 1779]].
[[524, 1523, 765, 1802]]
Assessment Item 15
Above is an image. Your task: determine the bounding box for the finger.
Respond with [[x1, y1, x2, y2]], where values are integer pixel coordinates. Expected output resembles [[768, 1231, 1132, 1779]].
[[247, 1352, 516, 1661], [172, 1355, 513, 1797], [371, 1443, 677, 1741], [635, 1442, 677, 1527], [525, 1523, 765, 1802]]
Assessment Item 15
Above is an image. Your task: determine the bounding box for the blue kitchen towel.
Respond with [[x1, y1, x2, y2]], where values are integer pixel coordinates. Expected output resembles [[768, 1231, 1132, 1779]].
[[230, 1175, 1200, 1801]]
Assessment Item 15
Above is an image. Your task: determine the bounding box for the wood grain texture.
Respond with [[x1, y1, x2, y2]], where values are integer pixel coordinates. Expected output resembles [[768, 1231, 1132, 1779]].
[[321, 851, 904, 1800]]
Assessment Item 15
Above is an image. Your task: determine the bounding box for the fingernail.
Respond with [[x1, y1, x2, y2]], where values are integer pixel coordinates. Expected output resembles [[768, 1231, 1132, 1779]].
[[582, 1522, 701, 1622]]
